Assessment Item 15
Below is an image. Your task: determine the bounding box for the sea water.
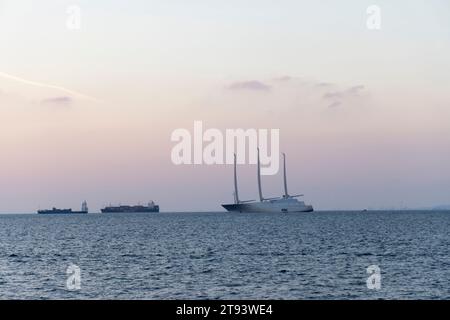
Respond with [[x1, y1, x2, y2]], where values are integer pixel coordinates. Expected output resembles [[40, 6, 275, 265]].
[[0, 211, 448, 299]]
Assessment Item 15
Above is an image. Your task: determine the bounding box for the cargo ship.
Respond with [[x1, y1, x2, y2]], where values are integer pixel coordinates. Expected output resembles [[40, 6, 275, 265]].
[[38, 201, 89, 214], [101, 201, 159, 213]]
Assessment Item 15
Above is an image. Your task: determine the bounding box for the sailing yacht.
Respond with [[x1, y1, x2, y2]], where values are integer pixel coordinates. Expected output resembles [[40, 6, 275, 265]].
[[222, 150, 314, 213]]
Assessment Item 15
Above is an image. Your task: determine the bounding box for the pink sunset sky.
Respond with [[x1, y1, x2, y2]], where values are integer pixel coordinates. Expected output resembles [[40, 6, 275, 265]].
[[0, 0, 449, 212]]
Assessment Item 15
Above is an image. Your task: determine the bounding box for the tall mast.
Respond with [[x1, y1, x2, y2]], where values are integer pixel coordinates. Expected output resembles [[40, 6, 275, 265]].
[[283, 153, 289, 198], [257, 148, 264, 202], [233, 153, 240, 204]]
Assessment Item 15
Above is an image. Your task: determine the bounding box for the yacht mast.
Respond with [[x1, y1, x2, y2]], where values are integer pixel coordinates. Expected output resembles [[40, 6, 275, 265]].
[[283, 153, 289, 198], [233, 153, 240, 204], [257, 148, 264, 202]]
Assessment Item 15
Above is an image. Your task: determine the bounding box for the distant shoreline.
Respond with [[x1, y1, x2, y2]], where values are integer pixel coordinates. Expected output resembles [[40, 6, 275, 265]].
[[0, 209, 450, 215]]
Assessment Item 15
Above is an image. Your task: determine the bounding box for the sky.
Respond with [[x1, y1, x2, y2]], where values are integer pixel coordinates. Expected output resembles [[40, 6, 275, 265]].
[[0, 0, 449, 212]]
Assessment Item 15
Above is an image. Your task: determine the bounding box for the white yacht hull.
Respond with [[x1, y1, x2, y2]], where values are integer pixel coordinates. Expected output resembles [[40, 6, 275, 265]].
[[222, 199, 313, 213]]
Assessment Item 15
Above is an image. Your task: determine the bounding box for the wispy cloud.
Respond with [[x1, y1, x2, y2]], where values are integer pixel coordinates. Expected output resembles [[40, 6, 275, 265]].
[[272, 76, 292, 82], [227, 80, 271, 92], [323, 84, 366, 108], [327, 101, 342, 108], [315, 82, 333, 88], [347, 85, 365, 95], [0, 71, 102, 103], [323, 91, 343, 99], [323, 85, 365, 99], [218, 76, 368, 112], [41, 96, 73, 106]]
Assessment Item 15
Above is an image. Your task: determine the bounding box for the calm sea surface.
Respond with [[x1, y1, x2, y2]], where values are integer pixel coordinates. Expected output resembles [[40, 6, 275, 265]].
[[0, 211, 449, 299]]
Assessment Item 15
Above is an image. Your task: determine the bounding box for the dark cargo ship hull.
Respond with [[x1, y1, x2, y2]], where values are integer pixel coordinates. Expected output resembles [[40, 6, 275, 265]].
[[101, 205, 159, 213], [37, 209, 88, 214]]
